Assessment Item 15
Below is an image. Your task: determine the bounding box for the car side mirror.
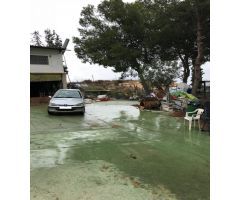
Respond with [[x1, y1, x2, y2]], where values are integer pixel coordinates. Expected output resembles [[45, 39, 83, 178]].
[[48, 96, 52, 99]]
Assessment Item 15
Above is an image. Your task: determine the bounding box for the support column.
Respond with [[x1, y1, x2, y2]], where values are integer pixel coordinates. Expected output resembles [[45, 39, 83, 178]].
[[62, 73, 67, 89]]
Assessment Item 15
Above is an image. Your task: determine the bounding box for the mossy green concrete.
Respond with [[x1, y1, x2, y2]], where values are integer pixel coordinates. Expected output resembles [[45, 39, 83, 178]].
[[31, 101, 209, 200]]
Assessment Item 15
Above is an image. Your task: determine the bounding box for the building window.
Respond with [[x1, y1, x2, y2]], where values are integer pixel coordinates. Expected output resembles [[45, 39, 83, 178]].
[[30, 55, 49, 65]]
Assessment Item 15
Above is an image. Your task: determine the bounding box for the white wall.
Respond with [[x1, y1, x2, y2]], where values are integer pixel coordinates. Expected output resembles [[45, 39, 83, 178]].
[[30, 48, 64, 74]]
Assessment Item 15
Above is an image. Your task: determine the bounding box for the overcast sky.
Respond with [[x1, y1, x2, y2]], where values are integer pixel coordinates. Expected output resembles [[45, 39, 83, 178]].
[[30, 0, 209, 83]]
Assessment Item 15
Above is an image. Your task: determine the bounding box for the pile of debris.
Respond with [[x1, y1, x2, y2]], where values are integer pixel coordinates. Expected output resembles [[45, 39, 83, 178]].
[[138, 83, 200, 117], [161, 92, 199, 115], [139, 97, 161, 110]]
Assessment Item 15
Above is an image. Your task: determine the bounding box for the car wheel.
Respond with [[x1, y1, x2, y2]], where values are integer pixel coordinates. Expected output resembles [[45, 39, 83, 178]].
[[48, 110, 53, 115], [80, 107, 85, 115]]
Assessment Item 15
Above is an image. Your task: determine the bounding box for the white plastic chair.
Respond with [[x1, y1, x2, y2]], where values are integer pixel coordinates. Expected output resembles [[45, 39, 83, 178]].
[[184, 108, 204, 131]]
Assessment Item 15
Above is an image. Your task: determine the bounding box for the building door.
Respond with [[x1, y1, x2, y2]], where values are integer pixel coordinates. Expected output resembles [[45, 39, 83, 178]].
[[30, 81, 62, 97]]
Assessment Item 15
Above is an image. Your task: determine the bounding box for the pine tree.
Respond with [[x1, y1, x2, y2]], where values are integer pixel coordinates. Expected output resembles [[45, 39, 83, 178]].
[[44, 29, 63, 48], [54, 33, 62, 48], [44, 29, 55, 47], [31, 31, 43, 46]]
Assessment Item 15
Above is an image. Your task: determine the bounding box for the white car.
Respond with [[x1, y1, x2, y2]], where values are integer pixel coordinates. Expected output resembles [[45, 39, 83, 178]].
[[48, 89, 85, 115]]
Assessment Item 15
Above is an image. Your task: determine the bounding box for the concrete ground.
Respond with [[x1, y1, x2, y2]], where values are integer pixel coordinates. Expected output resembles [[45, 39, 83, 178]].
[[31, 101, 210, 200]]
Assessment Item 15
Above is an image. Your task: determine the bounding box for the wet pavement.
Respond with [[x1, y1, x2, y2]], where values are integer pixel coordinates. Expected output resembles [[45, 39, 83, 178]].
[[31, 101, 210, 200]]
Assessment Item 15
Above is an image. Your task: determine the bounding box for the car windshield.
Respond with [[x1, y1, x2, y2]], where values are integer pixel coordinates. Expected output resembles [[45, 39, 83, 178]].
[[54, 90, 82, 98]]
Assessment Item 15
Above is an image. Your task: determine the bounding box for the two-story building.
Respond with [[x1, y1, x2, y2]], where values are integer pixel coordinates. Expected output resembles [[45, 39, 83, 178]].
[[30, 39, 69, 100]]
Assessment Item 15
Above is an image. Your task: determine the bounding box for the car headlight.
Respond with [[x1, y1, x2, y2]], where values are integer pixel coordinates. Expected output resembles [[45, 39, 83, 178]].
[[76, 103, 84, 106], [49, 102, 57, 106]]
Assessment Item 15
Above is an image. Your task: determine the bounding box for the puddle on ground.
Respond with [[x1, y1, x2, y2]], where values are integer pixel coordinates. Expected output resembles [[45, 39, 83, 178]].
[[31, 160, 177, 200], [31, 101, 210, 199]]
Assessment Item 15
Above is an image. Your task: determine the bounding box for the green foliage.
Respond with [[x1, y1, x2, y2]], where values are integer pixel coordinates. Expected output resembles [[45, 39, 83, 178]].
[[150, 0, 209, 83], [31, 29, 63, 48], [54, 33, 63, 48], [73, 0, 210, 92], [143, 59, 181, 89], [44, 29, 55, 47], [44, 29, 63, 48], [31, 31, 43, 46], [73, 0, 174, 93]]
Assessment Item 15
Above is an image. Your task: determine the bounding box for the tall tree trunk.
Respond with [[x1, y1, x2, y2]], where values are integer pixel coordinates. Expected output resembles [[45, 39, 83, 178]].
[[183, 65, 190, 83], [192, 10, 204, 96], [138, 72, 150, 95], [179, 54, 190, 83], [190, 56, 196, 85]]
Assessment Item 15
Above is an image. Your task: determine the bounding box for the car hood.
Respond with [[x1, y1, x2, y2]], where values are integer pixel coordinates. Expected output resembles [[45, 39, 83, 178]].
[[50, 98, 84, 106]]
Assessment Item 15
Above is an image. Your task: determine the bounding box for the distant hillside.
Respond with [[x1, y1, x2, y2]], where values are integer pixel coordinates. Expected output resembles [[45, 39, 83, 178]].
[[68, 80, 144, 99]]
